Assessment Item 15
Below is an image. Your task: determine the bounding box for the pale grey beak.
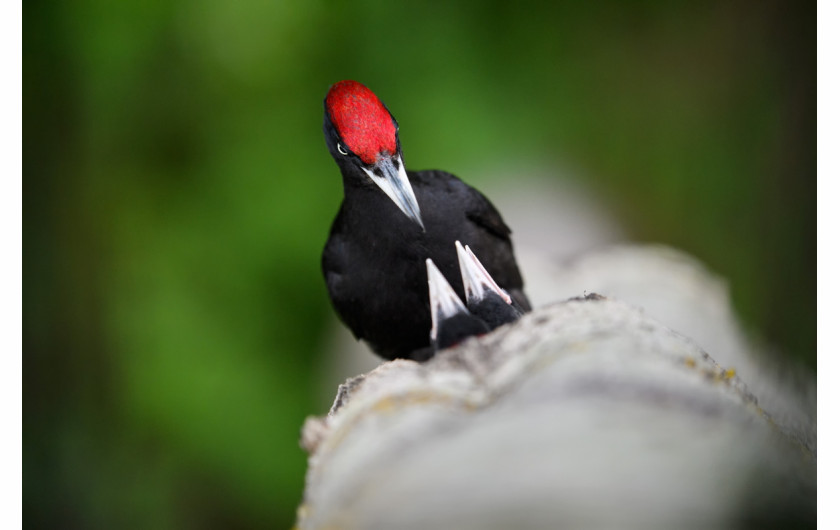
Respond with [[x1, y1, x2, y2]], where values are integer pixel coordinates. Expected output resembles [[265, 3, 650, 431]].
[[426, 258, 468, 341], [362, 154, 425, 230], [455, 241, 512, 306]]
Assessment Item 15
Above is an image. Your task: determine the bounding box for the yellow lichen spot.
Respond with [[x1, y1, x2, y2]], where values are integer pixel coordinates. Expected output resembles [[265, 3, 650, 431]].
[[724, 368, 736, 379], [373, 397, 396, 413], [684, 357, 696, 368]]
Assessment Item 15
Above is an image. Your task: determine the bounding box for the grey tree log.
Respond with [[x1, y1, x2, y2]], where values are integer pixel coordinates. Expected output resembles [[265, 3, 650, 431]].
[[298, 246, 815, 529]]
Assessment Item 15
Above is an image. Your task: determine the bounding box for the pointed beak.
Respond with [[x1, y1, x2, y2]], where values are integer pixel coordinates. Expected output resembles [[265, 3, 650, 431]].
[[455, 241, 512, 305], [426, 258, 468, 341], [362, 154, 425, 230]]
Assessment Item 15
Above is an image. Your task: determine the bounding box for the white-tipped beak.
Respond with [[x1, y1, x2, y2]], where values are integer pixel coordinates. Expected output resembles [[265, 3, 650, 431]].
[[362, 154, 425, 230], [426, 258, 468, 341], [455, 241, 512, 306]]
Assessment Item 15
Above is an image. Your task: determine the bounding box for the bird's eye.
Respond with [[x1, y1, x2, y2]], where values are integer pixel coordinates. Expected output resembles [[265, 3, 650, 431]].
[[337, 143, 349, 156]]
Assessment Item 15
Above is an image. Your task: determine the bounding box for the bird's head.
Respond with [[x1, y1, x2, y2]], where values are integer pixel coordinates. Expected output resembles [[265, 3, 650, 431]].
[[324, 80, 424, 230]]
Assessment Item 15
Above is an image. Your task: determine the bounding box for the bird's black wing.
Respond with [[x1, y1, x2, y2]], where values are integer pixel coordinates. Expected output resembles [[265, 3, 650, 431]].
[[410, 170, 511, 238], [465, 188, 512, 241]]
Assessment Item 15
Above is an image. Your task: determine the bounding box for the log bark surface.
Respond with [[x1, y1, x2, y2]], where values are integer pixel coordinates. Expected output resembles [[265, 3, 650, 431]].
[[298, 248, 815, 529]]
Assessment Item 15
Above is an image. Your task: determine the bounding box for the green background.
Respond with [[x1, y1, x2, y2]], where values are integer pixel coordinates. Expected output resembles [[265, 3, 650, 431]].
[[25, 1, 814, 528]]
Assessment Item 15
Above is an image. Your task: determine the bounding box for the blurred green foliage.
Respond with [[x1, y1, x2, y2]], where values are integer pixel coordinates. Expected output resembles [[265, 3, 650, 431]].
[[24, 0, 813, 527]]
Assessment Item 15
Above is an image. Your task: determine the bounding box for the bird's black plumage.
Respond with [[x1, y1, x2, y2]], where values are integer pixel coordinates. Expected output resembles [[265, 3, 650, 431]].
[[466, 294, 523, 330], [433, 313, 490, 350], [321, 80, 530, 360]]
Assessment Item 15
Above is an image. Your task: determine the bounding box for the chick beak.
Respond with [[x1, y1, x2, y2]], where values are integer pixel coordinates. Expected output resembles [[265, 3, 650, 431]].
[[426, 258, 468, 342], [455, 240, 513, 306]]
